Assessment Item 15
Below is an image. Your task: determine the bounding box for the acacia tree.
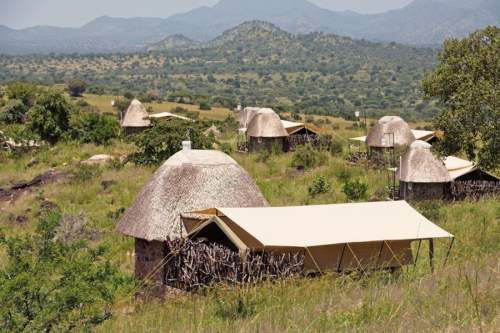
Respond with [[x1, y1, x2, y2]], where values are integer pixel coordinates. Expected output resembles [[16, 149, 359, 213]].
[[67, 79, 87, 97], [423, 26, 499, 170]]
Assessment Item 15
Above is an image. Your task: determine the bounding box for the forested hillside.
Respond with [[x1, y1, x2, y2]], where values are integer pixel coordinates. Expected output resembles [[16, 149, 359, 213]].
[[0, 22, 439, 120]]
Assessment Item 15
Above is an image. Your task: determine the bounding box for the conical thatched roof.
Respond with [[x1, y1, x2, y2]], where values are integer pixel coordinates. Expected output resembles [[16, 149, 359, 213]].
[[121, 99, 151, 128], [247, 108, 289, 138], [366, 116, 415, 148], [238, 107, 262, 128], [116, 149, 269, 241], [397, 141, 452, 183]]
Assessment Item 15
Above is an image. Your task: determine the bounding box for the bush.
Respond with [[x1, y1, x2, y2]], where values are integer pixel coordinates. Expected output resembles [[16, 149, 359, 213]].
[[256, 148, 271, 163], [67, 79, 87, 97], [199, 101, 212, 111], [113, 98, 132, 112], [220, 142, 234, 155], [69, 111, 120, 145], [28, 90, 72, 144], [291, 144, 327, 169], [5, 82, 38, 106], [131, 120, 215, 165], [329, 140, 344, 156], [0, 99, 28, 123], [342, 179, 369, 201], [308, 175, 331, 197], [0, 210, 129, 332], [70, 164, 103, 183]]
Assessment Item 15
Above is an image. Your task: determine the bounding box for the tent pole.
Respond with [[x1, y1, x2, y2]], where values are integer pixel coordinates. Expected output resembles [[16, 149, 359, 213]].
[[384, 241, 404, 269], [346, 243, 366, 274], [337, 244, 347, 272], [376, 241, 385, 268], [429, 239, 434, 273], [413, 240, 422, 269], [443, 238, 455, 267], [305, 247, 322, 275]]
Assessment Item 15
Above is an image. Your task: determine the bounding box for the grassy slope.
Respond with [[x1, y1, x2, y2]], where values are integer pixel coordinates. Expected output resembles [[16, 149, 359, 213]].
[[0, 99, 498, 332]]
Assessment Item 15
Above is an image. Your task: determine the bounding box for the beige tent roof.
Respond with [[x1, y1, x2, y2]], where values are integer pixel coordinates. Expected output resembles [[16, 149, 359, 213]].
[[121, 99, 151, 128], [238, 107, 262, 128], [397, 141, 452, 183], [149, 112, 193, 122], [247, 108, 289, 138], [281, 120, 319, 135], [116, 149, 269, 241], [189, 201, 452, 249], [366, 116, 416, 148], [351, 130, 434, 144], [442, 156, 498, 181]]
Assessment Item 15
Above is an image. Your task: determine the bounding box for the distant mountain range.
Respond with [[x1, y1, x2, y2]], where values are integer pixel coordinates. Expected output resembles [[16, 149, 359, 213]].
[[0, 0, 498, 54]]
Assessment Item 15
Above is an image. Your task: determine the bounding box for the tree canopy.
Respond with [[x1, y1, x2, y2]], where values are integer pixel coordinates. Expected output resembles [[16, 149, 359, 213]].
[[423, 26, 499, 170]]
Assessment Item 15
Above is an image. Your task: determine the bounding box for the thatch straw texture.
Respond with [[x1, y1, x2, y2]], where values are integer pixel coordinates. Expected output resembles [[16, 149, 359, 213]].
[[397, 141, 451, 183], [247, 109, 289, 138], [238, 107, 262, 128], [116, 149, 269, 241], [366, 116, 415, 148], [121, 99, 151, 128]]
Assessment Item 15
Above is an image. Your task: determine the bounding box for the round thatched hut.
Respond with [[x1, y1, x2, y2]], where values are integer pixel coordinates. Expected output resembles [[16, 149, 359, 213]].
[[397, 140, 452, 200], [366, 116, 416, 158], [121, 99, 151, 135], [116, 148, 269, 286], [247, 108, 289, 153]]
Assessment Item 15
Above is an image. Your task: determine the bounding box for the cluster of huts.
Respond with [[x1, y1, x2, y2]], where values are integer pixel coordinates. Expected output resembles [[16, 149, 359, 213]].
[[237, 107, 319, 153], [349, 115, 498, 200], [116, 143, 453, 291]]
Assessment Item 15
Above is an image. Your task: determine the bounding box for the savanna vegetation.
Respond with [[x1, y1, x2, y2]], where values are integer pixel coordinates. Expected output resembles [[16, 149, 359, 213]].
[[0, 27, 498, 332]]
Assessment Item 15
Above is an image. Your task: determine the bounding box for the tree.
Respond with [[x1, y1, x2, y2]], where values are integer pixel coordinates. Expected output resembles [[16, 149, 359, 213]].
[[422, 26, 499, 170], [67, 79, 87, 97], [5, 82, 38, 106], [0, 99, 29, 123], [28, 90, 72, 144], [131, 120, 215, 165], [0, 210, 129, 332], [69, 110, 120, 145]]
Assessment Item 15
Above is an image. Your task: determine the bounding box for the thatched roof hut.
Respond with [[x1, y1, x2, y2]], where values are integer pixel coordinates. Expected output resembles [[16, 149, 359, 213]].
[[121, 99, 151, 130], [247, 109, 289, 138], [238, 107, 262, 128], [116, 149, 269, 241], [366, 116, 415, 148], [398, 141, 451, 183]]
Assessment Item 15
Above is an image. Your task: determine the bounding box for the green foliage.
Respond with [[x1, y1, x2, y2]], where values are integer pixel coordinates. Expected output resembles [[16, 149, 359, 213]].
[[0, 99, 28, 123], [291, 144, 327, 169], [131, 120, 215, 165], [328, 139, 344, 156], [67, 78, 87, 97], [5, 82, 38, 107], [423, 26, 499, 170], [199, 101, 212, 111], [342, 179, 369, 201], [335, 168, 352, 183], [113, 98, 131, 112], [213, 292, 257, 320], [308, 175, 331, 197], [0, 211, 129, 332], [70, 163, 103, 183], [28, 90, 72, 144], [220, 142, 234, 155], [69, 110, 120, 145]]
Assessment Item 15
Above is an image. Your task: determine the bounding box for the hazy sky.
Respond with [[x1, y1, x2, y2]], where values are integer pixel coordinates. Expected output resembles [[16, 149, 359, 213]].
[[1, 0, 414, 29]]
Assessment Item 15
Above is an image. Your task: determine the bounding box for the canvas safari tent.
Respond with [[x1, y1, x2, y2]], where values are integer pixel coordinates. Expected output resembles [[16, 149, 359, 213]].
[[184, 201, 453, 272], [116, 147, 268, 286], [121, 99, 151, 135], [444, 156, 499, 182]]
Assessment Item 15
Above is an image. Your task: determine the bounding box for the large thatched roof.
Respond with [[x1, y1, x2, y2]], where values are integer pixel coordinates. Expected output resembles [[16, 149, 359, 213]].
[[116, 149, 269, 241], [397, 141, 451, 183], [121, 99, 151, 128], [366, 116, 415, 148], [238, 107, 262, 128], [247, 108, 289, 138]]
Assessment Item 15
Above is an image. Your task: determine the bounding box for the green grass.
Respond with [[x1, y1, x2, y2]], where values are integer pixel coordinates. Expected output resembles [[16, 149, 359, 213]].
[[0, 114, 498, 332]]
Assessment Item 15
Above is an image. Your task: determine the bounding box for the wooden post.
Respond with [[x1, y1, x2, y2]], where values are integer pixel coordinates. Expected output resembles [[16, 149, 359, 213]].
[[337, 244, 347, 272], [413, 240, 422, 269], [443, 238, 455, 267], [429, 239, 434, 273]]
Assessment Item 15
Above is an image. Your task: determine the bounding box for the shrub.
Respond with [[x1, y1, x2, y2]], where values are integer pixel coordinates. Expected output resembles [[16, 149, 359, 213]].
[[291, 144, 327, 169], [113, 98, 131, 112], [70, 164, 103, 183], [256, 148, 271, 163], [329, 140, 344, 156], [28, 90, 72, 144], [0, 99, 28, 123], [199, 101, 212, 110], [70, 111, 120, 145], [342, 179, 369, 201], [5, 82, 38, 106], [67, 79, 87, 97], [335, 168, 352, 183], [0, 210, 129, 332], [131, 120, 215, 165], [220, 142, 234, 155], [308, 175, 331, 197]]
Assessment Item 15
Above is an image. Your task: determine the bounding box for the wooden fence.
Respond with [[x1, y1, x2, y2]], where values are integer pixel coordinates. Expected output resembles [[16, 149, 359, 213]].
[[163, 239, 304, 291]]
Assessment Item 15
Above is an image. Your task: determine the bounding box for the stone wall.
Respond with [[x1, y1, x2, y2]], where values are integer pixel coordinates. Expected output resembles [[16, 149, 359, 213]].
[[399, 181, 448, 200], [135, 239, 167, 286], [248, 136, 288, 153]]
